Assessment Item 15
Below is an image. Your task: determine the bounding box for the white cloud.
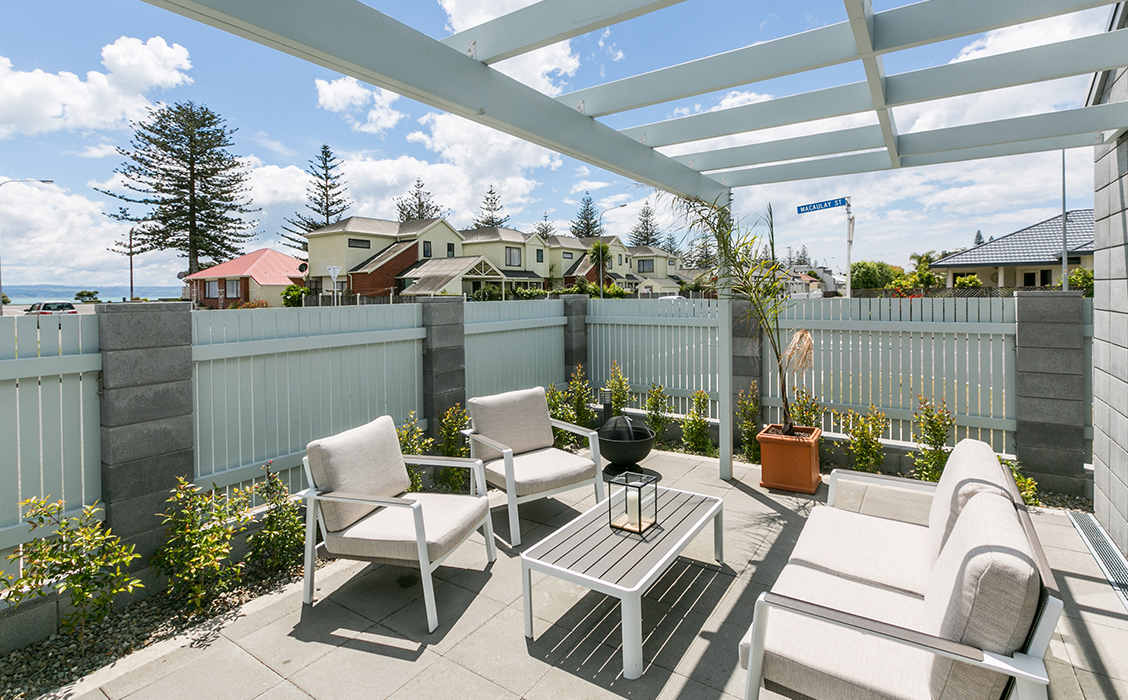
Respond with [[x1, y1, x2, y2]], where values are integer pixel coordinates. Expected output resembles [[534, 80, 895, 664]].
[[315, 76, 405, 135], [249, 131, 295, 156], [598, 29, 625, 62], [570, 180, 611, 194], [0, 36, 191, 138], [712, 90, 772, 111], [952, 9, 1107, 63], [247, 163, 307, 206], [74, 143, 119, 159], [574, 166, 591, 177]]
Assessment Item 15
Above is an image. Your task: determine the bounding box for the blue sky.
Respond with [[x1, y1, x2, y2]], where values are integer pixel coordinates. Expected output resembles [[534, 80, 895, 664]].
[[0, 0, 1110, 287]]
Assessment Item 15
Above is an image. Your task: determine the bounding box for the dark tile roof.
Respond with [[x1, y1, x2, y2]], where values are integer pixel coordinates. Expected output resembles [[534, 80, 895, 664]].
[[933, 210, 1095, 268], [501, 270, 542, 279]]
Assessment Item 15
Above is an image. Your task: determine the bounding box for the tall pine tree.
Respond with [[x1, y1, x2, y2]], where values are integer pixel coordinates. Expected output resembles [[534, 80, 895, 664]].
[[628, 202, 662, 247], [569, 192, 604, 238], [396, 178, 444, 222], [974, 229, 985, 246], [471, 185, 510, 228], [660, 233, 682, 257], [99, 101, 258, 274], [533, 212, 555, 238], [280, 144, 351, 257]]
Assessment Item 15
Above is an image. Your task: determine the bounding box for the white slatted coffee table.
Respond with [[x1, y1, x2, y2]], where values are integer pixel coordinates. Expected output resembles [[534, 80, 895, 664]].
[[521, 486, 723, 679]]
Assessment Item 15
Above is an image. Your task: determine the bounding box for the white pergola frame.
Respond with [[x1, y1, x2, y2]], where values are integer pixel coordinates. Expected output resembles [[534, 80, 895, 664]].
[[139, 0, 1127, 478]]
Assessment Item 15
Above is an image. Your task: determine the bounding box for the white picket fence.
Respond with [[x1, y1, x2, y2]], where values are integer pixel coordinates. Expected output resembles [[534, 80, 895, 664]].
[[586, 298, 722, 417], [762, 297, 1021, 452], [191, 306, 425, 493], [465, 300, 565, 399], [0, 315, 101, 574]]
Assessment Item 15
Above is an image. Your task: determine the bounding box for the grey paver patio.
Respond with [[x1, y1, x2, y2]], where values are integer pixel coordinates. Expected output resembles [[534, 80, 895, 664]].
[[40, 451, 1128, 700]]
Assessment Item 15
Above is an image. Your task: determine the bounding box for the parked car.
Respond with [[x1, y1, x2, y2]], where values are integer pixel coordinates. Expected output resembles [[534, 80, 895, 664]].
[[25, 301, 78, 315]]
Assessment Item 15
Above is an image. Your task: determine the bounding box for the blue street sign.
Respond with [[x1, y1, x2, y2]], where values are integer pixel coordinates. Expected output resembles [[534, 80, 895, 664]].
[[797, 197, 848, 214]]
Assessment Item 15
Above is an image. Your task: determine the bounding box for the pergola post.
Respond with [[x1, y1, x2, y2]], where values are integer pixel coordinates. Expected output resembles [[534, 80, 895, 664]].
[[718, 187, 734, 480]]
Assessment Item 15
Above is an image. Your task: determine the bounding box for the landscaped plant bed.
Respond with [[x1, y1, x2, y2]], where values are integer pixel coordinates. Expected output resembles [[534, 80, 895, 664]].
[[0, 559, 331, 700]]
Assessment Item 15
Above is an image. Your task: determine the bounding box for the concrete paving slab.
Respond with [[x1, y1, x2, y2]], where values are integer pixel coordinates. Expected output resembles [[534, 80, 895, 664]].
[[1075, 668, 1128, 700], [378, 579, 505, 655], [287, 625, 438, 700], [385, 656, 517, 699], [444, 605, 566, 696], [233, 599, 374, 677], [654, 672, 743, 700], [1047, 546, 1128, 632], [321, 564, 425, 624], [252, 680, 315, 700], [1059, 615, 1128, 681], [117, 637, 277, 700]]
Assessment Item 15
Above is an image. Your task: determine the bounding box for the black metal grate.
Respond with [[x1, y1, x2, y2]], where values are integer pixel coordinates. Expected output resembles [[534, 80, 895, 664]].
[[1070, 512, 1128, 613]]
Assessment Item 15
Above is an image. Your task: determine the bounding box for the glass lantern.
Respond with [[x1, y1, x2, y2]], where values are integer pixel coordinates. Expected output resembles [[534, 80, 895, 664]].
[[608, 472, 658, 534]]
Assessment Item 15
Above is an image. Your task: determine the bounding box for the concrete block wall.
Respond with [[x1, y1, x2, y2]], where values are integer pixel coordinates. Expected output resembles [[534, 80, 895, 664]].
[[1093, 64, 1128, 555], [731, 299, 762, 446], [1014, 291, 1088, 496], [419, 296, 465, 437]]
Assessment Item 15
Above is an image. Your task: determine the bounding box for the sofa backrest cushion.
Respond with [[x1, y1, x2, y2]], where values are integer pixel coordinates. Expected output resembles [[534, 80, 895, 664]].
[[924, 491, 1040, 700], [306, 415, 410, 532], [467, 387, 556, 462], [928, 439, 1014, 563]]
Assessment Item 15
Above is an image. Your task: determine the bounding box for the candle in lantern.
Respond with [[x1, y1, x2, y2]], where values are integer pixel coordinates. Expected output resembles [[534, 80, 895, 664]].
[[627, 482, 641, 528]]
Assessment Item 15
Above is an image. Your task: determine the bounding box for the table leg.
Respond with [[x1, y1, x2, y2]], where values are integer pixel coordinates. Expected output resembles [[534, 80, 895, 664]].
[[620, 593, 644, 680], [714, 507, 724, 565], [522, 560, 534, 639]]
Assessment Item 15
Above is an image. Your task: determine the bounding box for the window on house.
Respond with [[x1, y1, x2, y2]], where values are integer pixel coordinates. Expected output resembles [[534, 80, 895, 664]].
[[226, 279, 240, 298], [618, 254, 622, 266], [423, 240, 432, 258], [1067, 256, 1081, 265], [348, 238, 371, 249], [205, 281, 219, 298], [447, 242, 455, 257], [638, 259, 655, 273], [536, 249, 543, 263], [562, 251, 573, 259], [505, 246, 521, 266], [1040, 269, 1052, 286], [1023, 272, 1037, 286]]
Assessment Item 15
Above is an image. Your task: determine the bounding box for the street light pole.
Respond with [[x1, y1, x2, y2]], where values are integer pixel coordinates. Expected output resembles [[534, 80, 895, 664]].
[[596, 204, 627, 299], [0, 179, 53, 316]]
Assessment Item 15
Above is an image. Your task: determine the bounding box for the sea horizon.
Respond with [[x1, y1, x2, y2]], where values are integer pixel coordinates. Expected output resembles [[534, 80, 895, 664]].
[[2, 283, 185, 305]]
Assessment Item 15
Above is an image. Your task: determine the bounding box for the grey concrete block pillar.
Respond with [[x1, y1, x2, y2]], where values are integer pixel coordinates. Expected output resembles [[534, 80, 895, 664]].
[[562, 294, 588, 380], [97, 302, 194, 563], [1014, 291, 1088, 495], [419, 297, 465, 437], [731, 300, 762, 443]]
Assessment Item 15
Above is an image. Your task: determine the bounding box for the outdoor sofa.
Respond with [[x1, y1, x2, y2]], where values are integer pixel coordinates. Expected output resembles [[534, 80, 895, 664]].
[[741, 439, 1063, 700]]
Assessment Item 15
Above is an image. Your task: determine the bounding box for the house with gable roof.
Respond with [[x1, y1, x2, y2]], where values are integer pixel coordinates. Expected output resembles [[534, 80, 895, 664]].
[[460, 227, 549, 295], [184, 248, 305, 308]]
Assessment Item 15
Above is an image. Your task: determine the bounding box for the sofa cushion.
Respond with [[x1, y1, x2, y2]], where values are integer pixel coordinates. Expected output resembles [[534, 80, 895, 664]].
[[743, 562, 931, 700], [484, 447, 596, 497], [467, 387, 556, 462], [928, 439, 1014, 563], [324, 492, 488, 563], [788, 505, 931, 596], [924, 492, 1040, 700], [306, 416, 411, 533]]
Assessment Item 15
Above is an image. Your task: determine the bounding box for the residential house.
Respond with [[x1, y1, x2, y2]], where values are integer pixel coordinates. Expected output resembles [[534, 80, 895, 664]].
[[628, 245, 681, 295], [544, 235, 590, 288], [932, 210, 1095, 287], [460, 227, 549, 295], [397, 256, 505, 297], [184, 248, 305, 309]]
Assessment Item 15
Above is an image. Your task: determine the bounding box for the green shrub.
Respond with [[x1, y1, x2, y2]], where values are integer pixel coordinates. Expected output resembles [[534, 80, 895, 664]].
[[434, 404, 471, 493], [681, 390, 716, 456], [1055, 267, 1094, 297], [281, 284, 309, 307], [910, 396, 956, 482], [246, 463, 303, 576], [397, 411, 434, 491], [3, 499, 141, 651], [790, 387, 822, 429], [74, 290, 100, 302], [152, 478, 251, 611], [838, 405, 887, 473], [954, 274, 982, 288], [546, 384, 579, 449], [513, 286, 548, 300], [645, 383, 672, 443], [471, 284, 503, 301], [567, 364, 597, 428], [605, 361, 631, 416], [736, 383, 761, 463], [999, 457, 1039, 506]]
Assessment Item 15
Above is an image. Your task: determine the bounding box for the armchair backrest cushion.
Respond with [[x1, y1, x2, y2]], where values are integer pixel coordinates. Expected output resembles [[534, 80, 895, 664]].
[[924, 491, 1040, 700], [306, 415, 411, 532], [928, 439, 1014, 563], [467, 387, 556, 463]]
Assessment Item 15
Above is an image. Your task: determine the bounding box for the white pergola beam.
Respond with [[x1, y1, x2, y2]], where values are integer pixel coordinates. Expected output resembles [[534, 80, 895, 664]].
[[630, 28, 1128, 149], [136, 0, 727, 203], [900, 133, 1104, 167], [845, 0, 900, 167], [722, 151, 893, 188], [440, 0, 686, 64], [559, 0, 1115, 117], [673, 126, 886, 172]]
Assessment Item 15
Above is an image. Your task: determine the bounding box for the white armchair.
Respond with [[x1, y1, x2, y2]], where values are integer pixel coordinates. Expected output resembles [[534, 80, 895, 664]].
[[464, 386, 605, 546], [299, 415, 495, 633]]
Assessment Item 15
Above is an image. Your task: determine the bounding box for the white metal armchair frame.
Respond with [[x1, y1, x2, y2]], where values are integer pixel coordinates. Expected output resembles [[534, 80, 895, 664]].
[[299, 454, 496, 632], [462, 419, 605, 546]]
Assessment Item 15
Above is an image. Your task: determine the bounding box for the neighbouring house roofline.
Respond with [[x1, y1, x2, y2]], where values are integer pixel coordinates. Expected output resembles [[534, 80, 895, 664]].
[[932, 210, 1095, 269]]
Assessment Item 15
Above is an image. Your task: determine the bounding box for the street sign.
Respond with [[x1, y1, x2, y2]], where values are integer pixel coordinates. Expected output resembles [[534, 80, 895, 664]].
[[797, 197, 848, 214]]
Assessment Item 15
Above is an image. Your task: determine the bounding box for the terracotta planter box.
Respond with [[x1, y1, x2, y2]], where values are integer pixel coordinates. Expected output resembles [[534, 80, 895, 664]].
[[756, 424, 822, 494]]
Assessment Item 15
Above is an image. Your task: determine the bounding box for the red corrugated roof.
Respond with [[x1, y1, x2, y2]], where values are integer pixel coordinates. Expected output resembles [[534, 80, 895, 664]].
[[184, 249, 304, 286]]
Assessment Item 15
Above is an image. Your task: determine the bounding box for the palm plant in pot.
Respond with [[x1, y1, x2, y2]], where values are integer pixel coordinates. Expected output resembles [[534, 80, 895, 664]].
[[680, 199, 821, 493]]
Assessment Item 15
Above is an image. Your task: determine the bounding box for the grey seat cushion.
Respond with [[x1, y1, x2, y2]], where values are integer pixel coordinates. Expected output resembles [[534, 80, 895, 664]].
[[467, 387, 556, 462], [484, 447, 596, 497], [306, 415, 411, 533], [744, 561, 932, 700], [324, 492, 488, 563], [924, 492, 1040, 700], [928, 439, 1014, 563], [788, 504, 931, 596]]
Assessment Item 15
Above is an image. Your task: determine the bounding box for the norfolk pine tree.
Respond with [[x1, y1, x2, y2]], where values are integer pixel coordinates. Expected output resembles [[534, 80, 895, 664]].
[[628, 201, 662, 247], [569, 192, 604, 238], [974, 229, 985, 246], [99, 101, 257, 274], [533, 212, 555, 238], [471, 185, 510, 228], [281, 144, 351, 256], [396, 178, 444, 222]]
